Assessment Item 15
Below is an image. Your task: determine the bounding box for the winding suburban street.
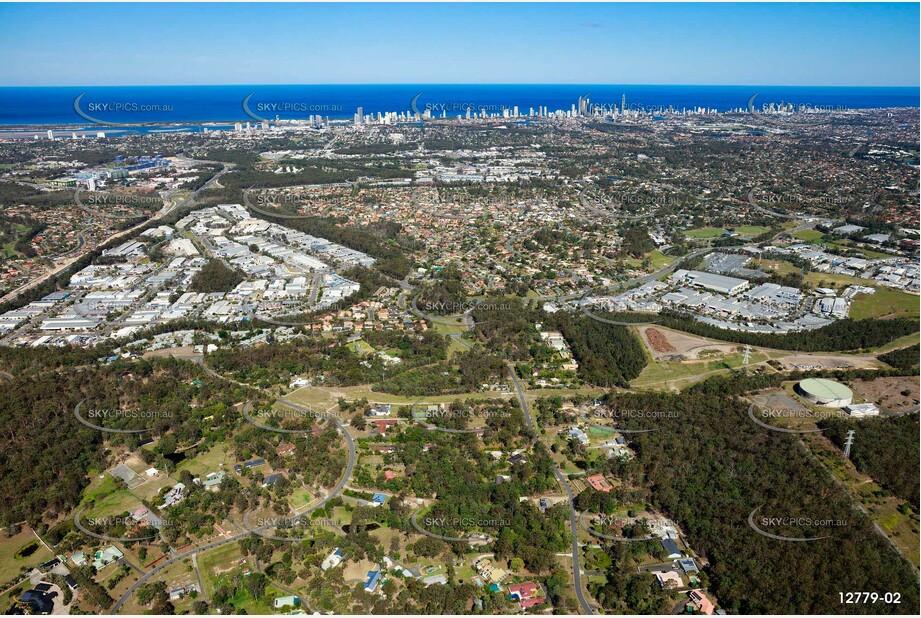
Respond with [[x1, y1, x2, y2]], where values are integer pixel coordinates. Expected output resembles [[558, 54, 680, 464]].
[[110, 361, 356, 614], [508, 363, 596, 615]]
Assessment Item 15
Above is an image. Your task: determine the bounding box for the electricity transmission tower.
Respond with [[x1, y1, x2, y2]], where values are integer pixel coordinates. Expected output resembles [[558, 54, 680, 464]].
[[843, 430, 856, 459]]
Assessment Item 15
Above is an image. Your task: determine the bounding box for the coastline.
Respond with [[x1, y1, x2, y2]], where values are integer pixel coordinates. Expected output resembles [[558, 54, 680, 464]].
[[1, 84, 918, 127]]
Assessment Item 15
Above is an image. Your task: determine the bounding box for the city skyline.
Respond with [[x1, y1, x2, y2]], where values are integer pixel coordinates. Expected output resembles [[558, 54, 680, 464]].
[[0, 2, 918, 87]]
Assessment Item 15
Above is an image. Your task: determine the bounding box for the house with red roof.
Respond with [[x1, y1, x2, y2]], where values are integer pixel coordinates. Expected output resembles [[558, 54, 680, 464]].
[[507, 581, 545, 609], [585, 474, 613, 493], [688, 589, 715, 615], [374, 419, 399, 435]]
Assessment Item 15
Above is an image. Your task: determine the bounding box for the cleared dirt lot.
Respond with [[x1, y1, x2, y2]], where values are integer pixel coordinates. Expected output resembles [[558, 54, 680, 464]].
[[750, 389, 809, 414], [776, 354, 880, 370], [644, 328, 676, 353], [640, 326, 737, 361], [143, 345, 196, 359], [851, 376, 920, 414]]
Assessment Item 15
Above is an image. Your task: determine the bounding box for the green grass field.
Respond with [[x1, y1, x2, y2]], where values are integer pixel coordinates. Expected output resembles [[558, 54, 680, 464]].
[[587, 425, 618, 435], [626, 249, 675, 269], [789, 229, 898, 259], [79, 473, 121, 507], [632, 350, 768, 390], [793, 229, 824, 242], [176, 443, 229, 479], [802, 271, 877, 290], [85, 488, 139, 518], [430, 321, 468, 336], [284, 384, 513, 408], [821, 239, 894, 259], [198, 543, 246, 598], [0, 528, 55, 584], [850, 288, 920, 320], [349, 339, 376, 355], [751, 258, 800, 276], [288, 487, 315, 510], [735, 225, 771, 236], [446, 337, 472, 357]]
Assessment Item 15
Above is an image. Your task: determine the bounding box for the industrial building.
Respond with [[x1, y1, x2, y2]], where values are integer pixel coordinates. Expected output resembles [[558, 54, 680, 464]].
[[670, 269, 748, 295], [843, 403, 880, 418], [794, 378, 854, 408]]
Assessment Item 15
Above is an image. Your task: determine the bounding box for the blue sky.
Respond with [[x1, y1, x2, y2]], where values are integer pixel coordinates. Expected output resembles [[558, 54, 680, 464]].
[[0, 2, 917, 86]]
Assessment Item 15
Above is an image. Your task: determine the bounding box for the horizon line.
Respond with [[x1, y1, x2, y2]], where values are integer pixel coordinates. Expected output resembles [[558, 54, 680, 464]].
[[2, 82, 919, 89]]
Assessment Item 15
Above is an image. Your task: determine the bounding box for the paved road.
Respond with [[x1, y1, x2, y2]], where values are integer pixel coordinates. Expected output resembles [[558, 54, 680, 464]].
[[507, 363, 533, 431], [253, 556, 317, 613], [106, 199, 817, 613], [448, 332, 474, 350], [110, 527, 249, 614], [507, 363, 596, 615], [552, 460, 596, 615], [190, 356, 251, 390], [1, 162, 232, 307], [275, 399, 357, 515], [110, 382, 356, 614]]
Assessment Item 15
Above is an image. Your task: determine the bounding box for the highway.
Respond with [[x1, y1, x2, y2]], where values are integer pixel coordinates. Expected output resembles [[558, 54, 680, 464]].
[[0, 160, 233, 310]]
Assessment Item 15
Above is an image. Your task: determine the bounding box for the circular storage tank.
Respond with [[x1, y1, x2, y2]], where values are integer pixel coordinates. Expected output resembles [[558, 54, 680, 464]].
[[794, 378, 853, 408]]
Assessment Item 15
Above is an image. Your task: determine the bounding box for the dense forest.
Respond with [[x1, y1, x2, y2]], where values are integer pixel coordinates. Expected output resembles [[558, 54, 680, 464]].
[[189, 258, 245, 293], [620, 224, 657, 258], [0, 355, 254, 528], [208, 330, 451, 391], [471, 297, 550, 361], [394, 427, 568, 574], [819, 413, 920, 506], [548, 312, 647, 387], [224, 159, 414, 189], [878, 344, 920, 372], [208, 337, 376, 387], [590, 541, 674, 614], [0, 181, 76, 209], [600, 376, 920, 614], [417, 264, 467, 315], [0, 214, 46, 259], [470, 300, 648, 387]]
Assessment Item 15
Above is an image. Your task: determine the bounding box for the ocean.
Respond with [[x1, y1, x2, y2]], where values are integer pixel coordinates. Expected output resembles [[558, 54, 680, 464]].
[[0, 84, 917, 127]]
